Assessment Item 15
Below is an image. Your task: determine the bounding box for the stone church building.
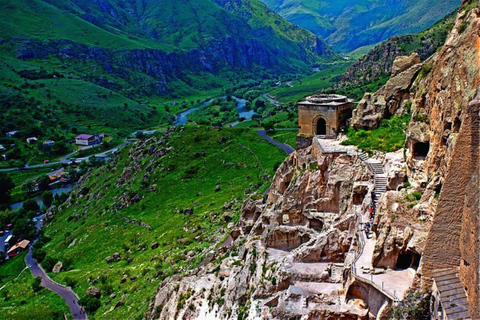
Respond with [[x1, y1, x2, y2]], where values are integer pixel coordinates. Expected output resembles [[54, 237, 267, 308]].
[[297, 94, 354, 147]]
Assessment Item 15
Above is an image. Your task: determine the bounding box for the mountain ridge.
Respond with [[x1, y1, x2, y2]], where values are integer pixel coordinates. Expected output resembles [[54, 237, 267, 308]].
[[1, 0, 336, 98], [261, 0, 461, 52]]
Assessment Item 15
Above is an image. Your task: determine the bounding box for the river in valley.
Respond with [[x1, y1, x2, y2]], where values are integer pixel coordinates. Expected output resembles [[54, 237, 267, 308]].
[[174, 96, 255, 126], [10, 184, 76, 210]]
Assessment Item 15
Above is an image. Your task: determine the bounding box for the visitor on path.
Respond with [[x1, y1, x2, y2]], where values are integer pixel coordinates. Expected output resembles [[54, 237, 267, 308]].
[[365, 222, 371, 238]]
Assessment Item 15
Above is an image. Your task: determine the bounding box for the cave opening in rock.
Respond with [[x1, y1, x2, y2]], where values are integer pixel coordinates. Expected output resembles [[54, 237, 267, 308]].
[[453, 117, 462, 132], [309, 219, 323, 231], [434, 183, 442, 198], [353, 187, 368, 205], [396, 251, 421, 270], [413, 141, 430, 159]]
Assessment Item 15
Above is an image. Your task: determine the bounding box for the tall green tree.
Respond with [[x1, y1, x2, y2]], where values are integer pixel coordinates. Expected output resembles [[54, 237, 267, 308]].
[[0, 172, 15, 204], [42, 191, 53, 208]]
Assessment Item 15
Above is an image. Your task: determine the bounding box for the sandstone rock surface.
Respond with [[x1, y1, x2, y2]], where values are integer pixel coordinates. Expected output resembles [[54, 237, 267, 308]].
[[351, 53, 422, 130]]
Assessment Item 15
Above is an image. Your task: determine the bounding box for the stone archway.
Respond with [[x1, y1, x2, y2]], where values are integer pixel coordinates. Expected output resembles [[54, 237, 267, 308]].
[[316, 117, 327, 135]]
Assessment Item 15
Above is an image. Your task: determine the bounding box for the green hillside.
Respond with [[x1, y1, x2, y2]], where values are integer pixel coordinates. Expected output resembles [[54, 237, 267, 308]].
[[36, 126, 288, 319], [266, 10, 457, 104], [261, 0, 460, 52], [0, 252, 70, 319]]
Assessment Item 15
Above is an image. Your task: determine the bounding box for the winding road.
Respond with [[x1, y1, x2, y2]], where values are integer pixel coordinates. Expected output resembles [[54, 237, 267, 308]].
[[0, 140, 132, 172], [256, 130, 295, 155], [26, 216, 87, 319]]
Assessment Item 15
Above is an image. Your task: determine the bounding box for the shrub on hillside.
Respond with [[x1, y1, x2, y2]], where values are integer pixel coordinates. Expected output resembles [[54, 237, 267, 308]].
[[31, 277, 42, 292], [79, 295, 101, 313]]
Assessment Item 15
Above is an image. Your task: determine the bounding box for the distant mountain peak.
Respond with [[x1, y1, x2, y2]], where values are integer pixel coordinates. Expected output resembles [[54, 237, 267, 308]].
[[260, 0, 461, 52]]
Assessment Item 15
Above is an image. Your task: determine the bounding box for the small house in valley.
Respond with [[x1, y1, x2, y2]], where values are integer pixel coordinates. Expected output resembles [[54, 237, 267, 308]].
[[43, 140, 55, 147], [48, 168, 67, 182], [76, 134, 95, 146], [7, 240, 30, 257]]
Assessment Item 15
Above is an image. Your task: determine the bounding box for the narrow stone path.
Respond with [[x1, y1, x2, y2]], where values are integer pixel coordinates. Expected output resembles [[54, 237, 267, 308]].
[[315, 139, 414, 302], [354, 152, 414, 301], [353, 206, 414, 301], [256, 130, 295, 154]]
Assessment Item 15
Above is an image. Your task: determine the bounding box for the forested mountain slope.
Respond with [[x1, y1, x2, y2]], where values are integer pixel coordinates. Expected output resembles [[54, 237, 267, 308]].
[[261, 0, 460, 52], [0, 0, 334, 97]]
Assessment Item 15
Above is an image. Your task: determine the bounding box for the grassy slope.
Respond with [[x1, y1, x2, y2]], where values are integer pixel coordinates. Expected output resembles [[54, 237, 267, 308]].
[[267, 130, 298, 148], [41, 126, 287, 319], [0, 0, 335, 167], [268, 63, 350, 103], [262, 0, 335, 38], [0, 51, 172, 167], [342, 115, 411, 153], [189, 98, 239, 126], [0, 252, 70, 320], [0, 0, 163, 50]]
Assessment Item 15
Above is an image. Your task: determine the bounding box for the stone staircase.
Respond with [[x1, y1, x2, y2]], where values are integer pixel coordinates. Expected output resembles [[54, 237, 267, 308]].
[[370, 161, 387, 203], [432, 268, 471, 320], [357, 152, 387, 204]]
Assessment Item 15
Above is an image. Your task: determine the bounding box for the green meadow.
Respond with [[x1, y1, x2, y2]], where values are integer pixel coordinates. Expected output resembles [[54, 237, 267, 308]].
[[39, 126, 288, 319]]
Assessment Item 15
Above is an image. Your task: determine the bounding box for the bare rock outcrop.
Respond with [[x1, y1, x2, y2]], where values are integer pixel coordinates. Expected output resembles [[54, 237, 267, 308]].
[[147, 146, 373, 319], [351, 53, 422, 130]]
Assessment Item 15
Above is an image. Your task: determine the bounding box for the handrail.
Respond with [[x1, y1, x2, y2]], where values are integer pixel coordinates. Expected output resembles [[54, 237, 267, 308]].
[[350, 208, 399, 303], [348, 155, 400, 304], [315, 138, 399, 302]]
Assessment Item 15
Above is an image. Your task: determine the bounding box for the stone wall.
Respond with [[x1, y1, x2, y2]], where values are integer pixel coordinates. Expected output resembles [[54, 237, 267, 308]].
[[296, 135, 313, 150], [298, 104, 339, 137]]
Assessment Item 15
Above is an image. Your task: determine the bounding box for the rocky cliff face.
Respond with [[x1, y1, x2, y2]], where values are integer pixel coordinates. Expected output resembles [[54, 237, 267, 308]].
[[415, 1, 480, 317], [14, 37, 282, 96], [353, 1, 480, 317], [146, 144, 378, 319], [406, 2, 480, 182], [351, 53, 422, 130]]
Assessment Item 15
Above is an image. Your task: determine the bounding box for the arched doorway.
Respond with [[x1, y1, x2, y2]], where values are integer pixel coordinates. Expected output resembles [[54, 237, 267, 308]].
[[316, 118, 327, 135]]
